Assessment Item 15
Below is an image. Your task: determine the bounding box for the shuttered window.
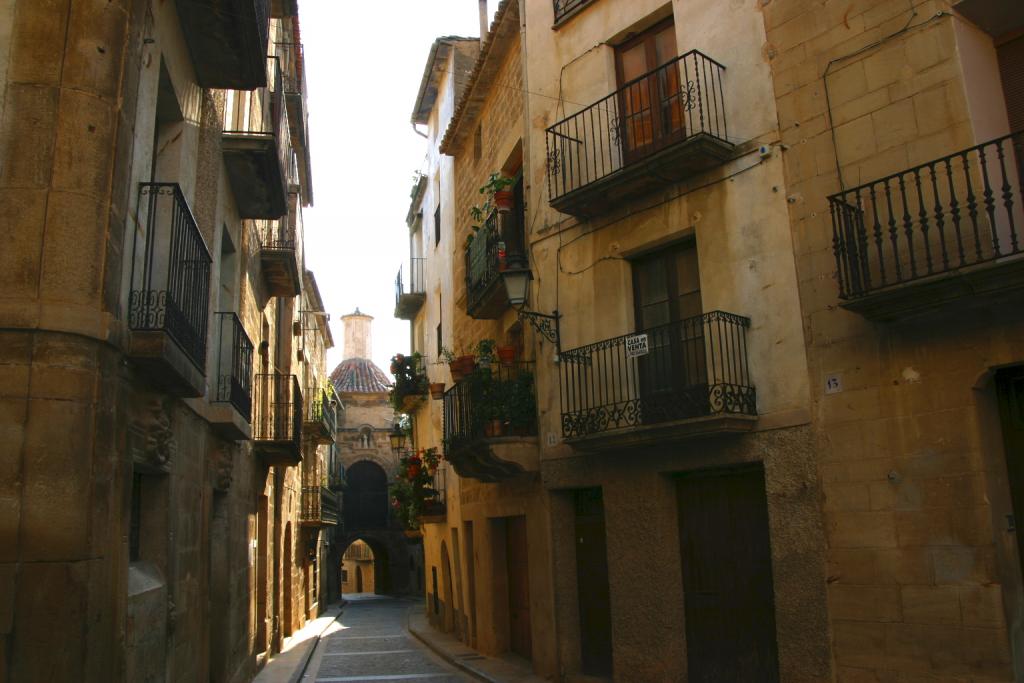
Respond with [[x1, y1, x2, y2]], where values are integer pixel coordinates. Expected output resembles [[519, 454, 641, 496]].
[[998, 34, 1024, 133]]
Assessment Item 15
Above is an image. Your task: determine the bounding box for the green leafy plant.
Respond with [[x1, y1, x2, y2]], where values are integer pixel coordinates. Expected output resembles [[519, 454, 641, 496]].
[[387, 352, 428, 412], [389, 447, 443, 530], [475, 339, 497, 365]]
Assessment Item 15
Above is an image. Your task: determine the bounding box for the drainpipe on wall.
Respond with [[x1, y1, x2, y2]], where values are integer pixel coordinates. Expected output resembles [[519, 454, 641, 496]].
[[479, 0, 488, 44]]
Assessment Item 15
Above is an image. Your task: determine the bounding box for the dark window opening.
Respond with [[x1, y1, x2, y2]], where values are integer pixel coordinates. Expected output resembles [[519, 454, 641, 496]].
[[434, 203, 441, 247], [129, 473, 142, 562]]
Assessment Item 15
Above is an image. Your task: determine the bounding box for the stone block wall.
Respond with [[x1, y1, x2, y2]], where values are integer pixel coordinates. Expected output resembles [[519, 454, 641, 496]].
[[763, 0, 1024, 679]]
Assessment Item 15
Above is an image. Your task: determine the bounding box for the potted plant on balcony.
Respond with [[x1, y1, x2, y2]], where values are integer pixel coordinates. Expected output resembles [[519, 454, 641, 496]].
[[429, 381, 446, 400], [480, 172, 515, 213], [388, 352, 428, 413], [475, 339, 497, 366], [441, 345, 476, 382], [389, 447, 443, 531], [497, 344, 516, 366]]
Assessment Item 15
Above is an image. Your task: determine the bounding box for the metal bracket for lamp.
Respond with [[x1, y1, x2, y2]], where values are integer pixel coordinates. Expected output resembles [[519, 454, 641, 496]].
[[515, 306, 561, 353], [500, 260, 561, 353]]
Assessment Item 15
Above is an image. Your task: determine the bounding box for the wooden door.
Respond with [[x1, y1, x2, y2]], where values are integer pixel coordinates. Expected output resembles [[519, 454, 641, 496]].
[[996, 366, 1024, 579], [998, 34, 1024, 134], [677, 465, 780, 682], [506, 516, 532, 659], [574, 488, 613, 676], [633, 243, 707, 423], [616, 19, 682, 162]]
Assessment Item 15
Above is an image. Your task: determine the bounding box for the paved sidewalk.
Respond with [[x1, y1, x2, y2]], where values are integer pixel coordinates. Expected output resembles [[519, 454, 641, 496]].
[[254, 604, 343, 683], [406, 606, 548, 683]]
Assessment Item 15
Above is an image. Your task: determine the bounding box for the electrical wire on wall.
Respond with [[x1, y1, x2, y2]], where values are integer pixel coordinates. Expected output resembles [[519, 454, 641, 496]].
[[822, 1, 950, 191]]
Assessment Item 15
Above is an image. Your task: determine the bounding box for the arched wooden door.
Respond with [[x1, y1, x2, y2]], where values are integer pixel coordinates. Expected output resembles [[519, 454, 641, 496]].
[[283, 523, 293, 636], [441, 541, 455, 633]]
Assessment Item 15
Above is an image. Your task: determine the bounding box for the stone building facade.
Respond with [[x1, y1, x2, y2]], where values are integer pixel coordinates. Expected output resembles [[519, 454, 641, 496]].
[[761, 0, 1024, 680], [0, 1, 338, 680], [399, 0, 1024, 681], [330, 310, 423, 596]]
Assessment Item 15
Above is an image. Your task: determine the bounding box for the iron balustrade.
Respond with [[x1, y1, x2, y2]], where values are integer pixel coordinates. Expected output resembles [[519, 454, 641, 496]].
[[553, 0, 595, 23], [306, 387, 337, 433], [129, 183, 212, 371], [255, 217, 296, 251], [560, 311, 756, 438], [829, 131, 1024, 300], [213, 312, 254, 421], [465, 211, 503, 316], [422, 466, 446, 517], [301, 485, 321, 522], [546, 50, 728, 202], [223, 56, 282, 138], [253, 373, 302, 444], [443, 362, 537, 450], [395, 258, 426, 302]]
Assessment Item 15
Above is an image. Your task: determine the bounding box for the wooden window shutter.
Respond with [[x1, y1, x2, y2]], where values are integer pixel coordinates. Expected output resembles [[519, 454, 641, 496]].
[[998, 35, 1024, 133]]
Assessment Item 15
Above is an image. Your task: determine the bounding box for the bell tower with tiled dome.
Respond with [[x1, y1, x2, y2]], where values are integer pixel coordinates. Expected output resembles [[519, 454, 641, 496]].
[[329, 309, 422, 596]]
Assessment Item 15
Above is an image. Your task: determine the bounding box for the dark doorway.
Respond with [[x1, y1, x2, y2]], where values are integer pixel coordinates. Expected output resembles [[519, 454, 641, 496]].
[[676, 464, 779, 682], [996, 366, 1024, 579], [633, 242, 707, 423], [505, 516, 532, 659], [344, 461, 389, 530], [256, 495, 268, 651], [283, 523, 293, 637], [356, 566, 363, 593], [615, 17, 683, 163], [574, 488, 613, 676]]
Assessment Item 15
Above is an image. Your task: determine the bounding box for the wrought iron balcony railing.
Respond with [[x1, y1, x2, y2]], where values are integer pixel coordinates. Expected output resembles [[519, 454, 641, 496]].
[[465, 211, 510, 318], [305, 387, 337, 443], [829, 131, 1024, 301], [213, 312, 254, 421], [421, 466, 447, 518], [559, 311, 756, 439], [301, 486, 339, 526], [395, 257, 426, 320], [546, 50, 729, 212], [553, 0, 595, 23], [443, 362, 538, 448], [253, 373, 302, 445], [129, 183, 212, 372]]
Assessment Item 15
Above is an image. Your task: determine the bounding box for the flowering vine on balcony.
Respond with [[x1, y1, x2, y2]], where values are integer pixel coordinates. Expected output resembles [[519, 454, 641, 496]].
[[389, 448, 442, 530], [388, 352, 428, 413]]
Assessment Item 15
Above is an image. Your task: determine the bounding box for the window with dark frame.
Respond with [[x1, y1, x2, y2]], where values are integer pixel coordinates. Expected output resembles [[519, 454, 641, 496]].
[[434, 203, 441, 247]]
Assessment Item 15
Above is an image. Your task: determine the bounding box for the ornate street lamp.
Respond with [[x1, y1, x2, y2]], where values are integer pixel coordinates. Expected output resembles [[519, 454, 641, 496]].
[[500, 255, 560, 353], [388, 425, 407, 452]]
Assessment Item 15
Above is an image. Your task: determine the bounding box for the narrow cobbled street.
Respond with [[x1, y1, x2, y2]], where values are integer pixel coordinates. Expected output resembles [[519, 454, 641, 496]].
[[305, 596, 473, 683]]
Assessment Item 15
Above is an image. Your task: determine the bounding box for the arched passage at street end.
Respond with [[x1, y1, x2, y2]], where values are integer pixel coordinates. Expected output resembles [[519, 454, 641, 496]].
[[343, 460, 389, 531]]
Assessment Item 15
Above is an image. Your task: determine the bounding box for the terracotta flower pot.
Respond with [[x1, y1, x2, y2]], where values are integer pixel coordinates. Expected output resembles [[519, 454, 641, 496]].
[[483, 419, 504, 438], [494, 189, 514, 213], [401, 394, 424, 412], [449, 356, 476, 382], [429, 382, 446, 400], [497, 346, 516, 366]]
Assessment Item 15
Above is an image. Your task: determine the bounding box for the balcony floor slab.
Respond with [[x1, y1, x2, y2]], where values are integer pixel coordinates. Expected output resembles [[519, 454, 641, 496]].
[[128, 330, 205, 397], [564, 413, 757, 452], [209, 403, 252, 441]]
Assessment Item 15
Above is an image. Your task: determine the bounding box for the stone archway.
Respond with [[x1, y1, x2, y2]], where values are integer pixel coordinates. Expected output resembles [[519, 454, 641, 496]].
[[339, 534, 392, 595]]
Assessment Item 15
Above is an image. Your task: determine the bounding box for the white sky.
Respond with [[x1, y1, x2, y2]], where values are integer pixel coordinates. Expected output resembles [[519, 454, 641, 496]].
[[300, 1, 496, 375]]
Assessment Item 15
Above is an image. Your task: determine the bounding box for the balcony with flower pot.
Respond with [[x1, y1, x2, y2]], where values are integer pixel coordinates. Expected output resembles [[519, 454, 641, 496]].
[[442, 361, 538, 482], [389, 448, 444, 532], [388, 352, 428, 414]]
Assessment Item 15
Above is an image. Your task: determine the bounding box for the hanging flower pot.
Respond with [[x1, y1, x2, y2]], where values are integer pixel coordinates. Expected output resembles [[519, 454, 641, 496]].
[[494, 189, 514, 213], [429, 382, 446, 400], [449, 355, 476, 382], [401, 394, 425, 412]]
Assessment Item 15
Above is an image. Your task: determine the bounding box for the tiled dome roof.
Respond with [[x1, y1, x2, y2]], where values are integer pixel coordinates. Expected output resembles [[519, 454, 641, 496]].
[[330, 357, 391, 394]]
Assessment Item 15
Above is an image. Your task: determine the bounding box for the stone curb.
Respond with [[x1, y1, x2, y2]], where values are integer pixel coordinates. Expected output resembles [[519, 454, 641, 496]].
[[405, 605, 498, 683]]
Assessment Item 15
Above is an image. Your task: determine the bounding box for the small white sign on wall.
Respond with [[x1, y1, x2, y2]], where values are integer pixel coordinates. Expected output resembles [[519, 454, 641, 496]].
[[825, 373, 843, 394], [625, 333, 649, 358]]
